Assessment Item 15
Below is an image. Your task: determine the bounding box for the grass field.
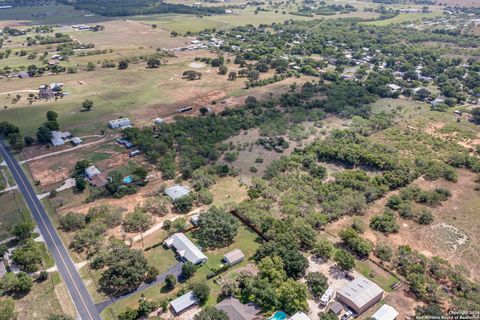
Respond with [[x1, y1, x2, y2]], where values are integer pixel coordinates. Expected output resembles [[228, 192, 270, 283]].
[[361, 9, 443, 26], [0, 190, 31, 240], [0, 4, 110, 27]]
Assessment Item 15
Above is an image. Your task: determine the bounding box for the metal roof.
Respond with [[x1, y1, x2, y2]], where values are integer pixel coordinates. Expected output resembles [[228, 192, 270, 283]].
[[338, 277, 383, 309], [165, 184, 190, 201], [50, 131, 71, 146], [164, 233, 207, 264], [223, 249, 245, 265], [85, 166, 101, 179], [372, 305, 399, 320], [170, 291, 198, 314], [216, 298, 260, 320]]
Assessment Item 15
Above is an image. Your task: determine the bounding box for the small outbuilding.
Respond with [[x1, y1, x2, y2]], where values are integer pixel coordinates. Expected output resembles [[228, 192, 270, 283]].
[[154, 117, 164, 125], [190, 213, 201, 226], [85, 166, 101, 179], [223, 249, 245, 266], [71, 137, 82, 146], [386, 84, 401, 92], [50, 131, 72, 146], [170, 291, 198, 316], [337, 276, 383, 314], [372, 305, 399, 320], [164, 185, 190, 201], [328, 301, 343, 316]]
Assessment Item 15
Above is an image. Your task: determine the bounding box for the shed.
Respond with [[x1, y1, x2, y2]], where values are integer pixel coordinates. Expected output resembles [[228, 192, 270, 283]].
[[216, 297, 260, 320], [170, 291, 198, 315], [328, 301, 343, 315], [164, 233, 207, 265], [223, 249, 245, 266], [165, 185, 190, 201], [190, 213, 201, 226], [289, 312, 311, 320], [337, 276, 383, 314], [71, 137, 82, 146], [386, 84, 401, 92], [85, 166, 101, 179], [90, 173, 107, 187], [372, 305, 399, 320], [154, 117, 164, 125]]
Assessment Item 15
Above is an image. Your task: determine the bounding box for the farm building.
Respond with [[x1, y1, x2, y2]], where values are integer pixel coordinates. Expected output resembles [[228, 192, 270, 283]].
[[164, 185, 190, 201], [289, 312, 311, 320], [108, 118, 131, 129], [85, 166, 101, 179], [169, 291, 198, 315], [372, 305, 399, 320], [164, 233, 207, 265], [71, 137, 82, 146], [190, 213, 200, 226], [386, 84, 401, 92], [50, 131, 72, 146], [216, 297, 260, 320], [223, 249, 245, 266], [90, 173, 107, 187], [337, 277, 383, 314]]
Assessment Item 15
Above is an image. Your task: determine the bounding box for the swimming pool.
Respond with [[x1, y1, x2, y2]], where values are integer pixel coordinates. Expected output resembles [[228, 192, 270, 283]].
[[270, 311, 288, 320]]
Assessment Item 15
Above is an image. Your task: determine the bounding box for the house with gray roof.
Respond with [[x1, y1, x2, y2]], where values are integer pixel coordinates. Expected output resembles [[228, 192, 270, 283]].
[[164, 233, 207, 265], [215, 297, 259, 320], [164, 185, 190, 201], [85, 166, 101, 179], [50, 131, 72, 146], [107, 118, 131, 129], [337, 276, 383, 314], [170, 291, 198, 315]]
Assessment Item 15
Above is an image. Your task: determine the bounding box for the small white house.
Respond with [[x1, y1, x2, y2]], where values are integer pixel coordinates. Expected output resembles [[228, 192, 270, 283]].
[[170, 291, 198, 315], [164, 233, 207, 265], [85, 166, 101, 179], [107, 118, 131, 129]]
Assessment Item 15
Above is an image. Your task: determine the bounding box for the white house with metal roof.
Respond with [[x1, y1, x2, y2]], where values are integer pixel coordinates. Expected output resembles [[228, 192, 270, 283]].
[[107, 118, 131, 129], [164, 233, 207, 265], [164, 185, 190, 201], [337, 276, 383, 314], [372, 305, 399, 320], [50, 131, 72, 146], [85, 166, 101, 179], [169, 291, 198, 315]]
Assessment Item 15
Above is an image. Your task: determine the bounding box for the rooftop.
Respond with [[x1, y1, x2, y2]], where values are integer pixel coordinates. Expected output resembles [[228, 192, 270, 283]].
[[338, 277, 383, 309], [216, 297, 259, 320], [372, 305, 399, 320], [165, 184, 190, 201], [289, 312, 311, 320], [164, 233, 207, 264], [170, 291, 198, 314]]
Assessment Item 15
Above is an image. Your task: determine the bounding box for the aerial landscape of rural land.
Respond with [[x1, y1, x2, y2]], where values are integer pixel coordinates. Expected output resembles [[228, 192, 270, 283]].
[[0, 0, 480, 319]]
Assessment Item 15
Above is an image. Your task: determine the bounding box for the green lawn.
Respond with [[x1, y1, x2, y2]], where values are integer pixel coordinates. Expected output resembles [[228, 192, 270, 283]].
[[0, 190, 31, 240], [361, 9, 442, 26], [356, 260, 399, 292]]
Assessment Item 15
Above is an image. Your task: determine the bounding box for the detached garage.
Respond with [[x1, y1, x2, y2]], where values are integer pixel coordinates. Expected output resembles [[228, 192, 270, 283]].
[[337, 277, 383, 314]]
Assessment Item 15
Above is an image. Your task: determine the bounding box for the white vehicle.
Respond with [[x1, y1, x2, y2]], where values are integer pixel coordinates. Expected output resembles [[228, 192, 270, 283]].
[[320, 286, 335, 306]]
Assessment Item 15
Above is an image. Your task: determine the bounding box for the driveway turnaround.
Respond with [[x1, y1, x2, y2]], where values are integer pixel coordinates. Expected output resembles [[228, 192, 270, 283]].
[[0, 140, 102, 320]]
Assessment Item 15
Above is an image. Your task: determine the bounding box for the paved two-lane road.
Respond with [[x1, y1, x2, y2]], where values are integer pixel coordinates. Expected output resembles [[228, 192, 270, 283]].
[[0, 140, 102, 320]]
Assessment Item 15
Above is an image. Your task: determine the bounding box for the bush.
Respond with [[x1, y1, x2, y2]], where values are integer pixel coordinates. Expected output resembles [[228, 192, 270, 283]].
[[60, 212, 86, 232], [182, 261, 196, 279], [374, 243, 393, 262], [165, 274, 176, 289], [370, 210, 399, 234], [306, 272, 328, 298], [417, 208, 433, 225]]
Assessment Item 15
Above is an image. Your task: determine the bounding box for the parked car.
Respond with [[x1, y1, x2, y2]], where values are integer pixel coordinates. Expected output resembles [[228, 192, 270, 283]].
[[341, 310, 354, 320]]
